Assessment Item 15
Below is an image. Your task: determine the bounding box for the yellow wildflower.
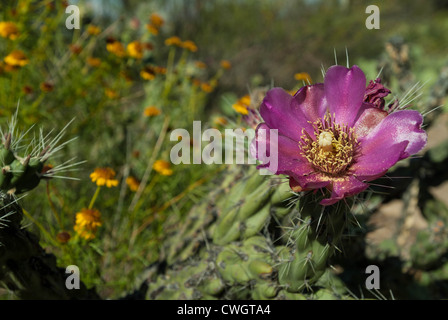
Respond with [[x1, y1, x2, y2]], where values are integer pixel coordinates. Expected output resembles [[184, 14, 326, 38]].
[[143, 106, 161, 117], [146, 24, 159, 35], [140, 66, 156, 80], [153, 160, 173, 176], [86, 57, 102, 67], [87, 25, 101, 36], [232, 95, 251, 115], [181, 40, 198, 52], [90, 167, 119, 187], [213, 116, 228, 126], [126, 176, 140, 192], [106, 39, 126, 58], [150, 13, 164, 28], [164, 36, 182, 47], [220, 60, 232, 70], [0, 22, 19, 40], [195, 61, 207, 69], [105, 88, 119, 99], [154, 66, 167, 75], [239, 95, 251, 106], [4, 50, 28, 67], [0, 61, 15, 73], [74, 208, 102, 240], [200, 82, 213, 93], [232, 103, 249, 115], [294, 72, 312, 84], [127, 41, 144, 59]]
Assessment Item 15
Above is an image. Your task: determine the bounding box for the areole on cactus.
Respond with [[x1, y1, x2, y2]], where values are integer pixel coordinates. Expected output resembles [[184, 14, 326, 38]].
[[0, 116, 77, 195]]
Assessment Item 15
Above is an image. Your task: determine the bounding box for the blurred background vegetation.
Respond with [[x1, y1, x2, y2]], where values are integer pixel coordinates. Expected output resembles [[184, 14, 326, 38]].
[[1, 0, 448, 299], [77, 0, 448, 102]]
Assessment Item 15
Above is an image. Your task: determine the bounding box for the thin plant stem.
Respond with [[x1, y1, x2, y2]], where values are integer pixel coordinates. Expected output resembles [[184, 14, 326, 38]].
[[46, 181, 64, 231], [22, 208, 58, 246], [88, 185, 101, 210], [129, 115, 170, 211]]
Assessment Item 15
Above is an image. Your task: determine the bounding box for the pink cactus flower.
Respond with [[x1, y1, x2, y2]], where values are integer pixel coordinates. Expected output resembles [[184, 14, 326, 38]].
[[251, 65, 427, 205]]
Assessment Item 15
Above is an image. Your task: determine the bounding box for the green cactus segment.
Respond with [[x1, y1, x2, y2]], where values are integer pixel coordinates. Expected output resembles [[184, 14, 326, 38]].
[[0, 145, 15, 166], [216, 236, 275, 285], [277, 197, 348, 292], [147, 252, 225, 300], [146, 166, 354, 300], [1, 156, 44, 194], [0, 136, 48, 194], [213, 169, 292, 246]]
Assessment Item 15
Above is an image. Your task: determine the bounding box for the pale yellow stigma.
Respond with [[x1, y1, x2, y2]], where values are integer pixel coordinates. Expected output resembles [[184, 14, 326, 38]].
[[318, 131, 334, 153], [299, 113, 359, 177]]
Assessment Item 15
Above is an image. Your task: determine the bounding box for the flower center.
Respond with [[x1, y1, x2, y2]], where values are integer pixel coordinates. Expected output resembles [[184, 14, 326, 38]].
[[299, 113, 359, 176]]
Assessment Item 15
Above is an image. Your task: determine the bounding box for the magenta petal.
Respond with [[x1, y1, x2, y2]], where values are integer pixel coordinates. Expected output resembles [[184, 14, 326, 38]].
[[251, 123, 311, 174], [389, 110, 427, 159], [320, 176, 369, 206], [351, 141, 409, 181], [290, 173, 331, 190], [353, 103, 388, 138], [293, 83, 328, 121], [260, 88, 314, 141], [289, 176, 331, 192], [324, 65, 366, 126], [352, 110, 426, 180]]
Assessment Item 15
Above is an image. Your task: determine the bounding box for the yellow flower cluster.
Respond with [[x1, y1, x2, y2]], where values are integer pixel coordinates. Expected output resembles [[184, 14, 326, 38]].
[[90, 167, 119, 187], [105, 88, 119, 99], [0, 21, 19, 40], [4, 50, 28, 68], [153, 160, 173, 176], [106, 39, 126, 58], [213, 116, 228, 126], [140, 65, 166, 81], [74, 208, 102, 240], [86, 56, 102, 67], [127, 41, 144, 59], [87, 25, 101, 36], [126, 176, 140, 192], [220, 60, 232, 70], [165, 36, 198, 52], [294, 72, 312, 84], [146, 13, 164, 35], [232, 95, 251, 115], [143, 106, 161, 117]]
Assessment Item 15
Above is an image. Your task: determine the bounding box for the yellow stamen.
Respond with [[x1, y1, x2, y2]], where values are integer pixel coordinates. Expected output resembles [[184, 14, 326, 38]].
[[299, 113, 359, 176]]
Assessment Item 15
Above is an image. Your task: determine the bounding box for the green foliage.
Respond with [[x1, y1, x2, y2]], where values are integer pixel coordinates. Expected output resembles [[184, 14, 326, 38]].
[[0, 0, 448, 300]]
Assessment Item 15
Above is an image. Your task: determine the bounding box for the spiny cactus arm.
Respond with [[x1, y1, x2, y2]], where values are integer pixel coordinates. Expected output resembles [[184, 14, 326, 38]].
[[213, 169, 292, 246], [276, 196, 349, 293], [0, 196, 101, 300]]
